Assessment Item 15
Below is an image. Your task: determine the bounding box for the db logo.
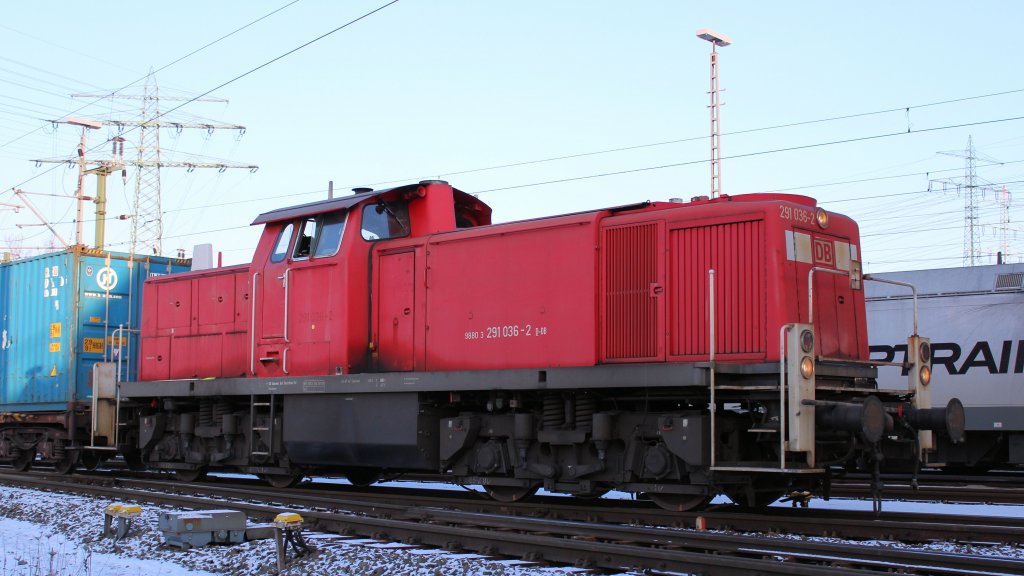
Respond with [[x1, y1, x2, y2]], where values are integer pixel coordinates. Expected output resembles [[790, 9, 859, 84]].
[[813, 238, 835, 266], [96, 267, 118, 291]]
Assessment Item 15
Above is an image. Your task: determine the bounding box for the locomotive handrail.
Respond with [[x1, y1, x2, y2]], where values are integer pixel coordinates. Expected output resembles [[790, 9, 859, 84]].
[[89, 323, 131, 451], [251, 272, 259, 375], [818, 356, 903, 368], [282, 268, 291, 343], [863, 274, 919, 335], [807, 267, 851, 325], [779, 324, 792, 470], [708, 269, 717, 468]]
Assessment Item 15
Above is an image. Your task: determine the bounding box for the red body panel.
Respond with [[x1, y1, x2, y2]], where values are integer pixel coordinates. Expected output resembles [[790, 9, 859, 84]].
[[139, 264, 250, 380], [417, 213, 600, 370], [139, 183, 869, 381]]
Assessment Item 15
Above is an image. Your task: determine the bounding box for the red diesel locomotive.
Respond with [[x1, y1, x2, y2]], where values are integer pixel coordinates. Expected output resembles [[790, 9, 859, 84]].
[[117, 180, 963, 509]]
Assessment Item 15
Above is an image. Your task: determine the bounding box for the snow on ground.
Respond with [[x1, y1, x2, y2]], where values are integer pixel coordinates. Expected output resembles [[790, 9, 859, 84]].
[[0, 485, 593, 575], [1, 479, 1022, 575]]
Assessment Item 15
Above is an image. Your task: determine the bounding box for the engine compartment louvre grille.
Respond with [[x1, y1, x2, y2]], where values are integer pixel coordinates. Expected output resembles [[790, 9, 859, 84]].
[[604, 222, 659, 360]]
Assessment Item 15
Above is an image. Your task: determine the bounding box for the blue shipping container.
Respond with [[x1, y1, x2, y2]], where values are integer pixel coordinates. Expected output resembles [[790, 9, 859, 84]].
[[0, 249, 190, 413]]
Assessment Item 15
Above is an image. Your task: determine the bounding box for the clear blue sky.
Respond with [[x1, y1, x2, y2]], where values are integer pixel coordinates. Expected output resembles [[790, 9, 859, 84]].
[[1, 1, 1021, 271]]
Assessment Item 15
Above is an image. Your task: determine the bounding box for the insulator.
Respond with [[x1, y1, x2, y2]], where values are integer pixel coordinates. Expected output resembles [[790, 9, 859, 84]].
[[542, 393, 564, 430]]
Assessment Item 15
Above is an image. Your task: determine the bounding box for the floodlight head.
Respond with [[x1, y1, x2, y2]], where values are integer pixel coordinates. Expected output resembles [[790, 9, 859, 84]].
[[64, 117, 102, 130], [696, 28, 731, 47]]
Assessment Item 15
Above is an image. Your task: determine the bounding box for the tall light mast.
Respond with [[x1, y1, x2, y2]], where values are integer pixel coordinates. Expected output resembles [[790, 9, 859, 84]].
[[697, 29, 731, 199]]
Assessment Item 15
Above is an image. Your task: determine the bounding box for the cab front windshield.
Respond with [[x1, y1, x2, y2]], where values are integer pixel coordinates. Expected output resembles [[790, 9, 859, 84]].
[[273, 210, 347, 262]]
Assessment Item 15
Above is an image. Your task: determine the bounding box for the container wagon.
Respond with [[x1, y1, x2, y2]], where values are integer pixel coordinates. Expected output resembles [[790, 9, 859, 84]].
[[0, 248, 190, 472], [867, 263, 1024, 468]]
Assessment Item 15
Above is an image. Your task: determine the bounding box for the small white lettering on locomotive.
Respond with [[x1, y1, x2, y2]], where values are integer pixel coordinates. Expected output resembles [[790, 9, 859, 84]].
[[464, 324, 549, 340], [778, 204, 814, 225]]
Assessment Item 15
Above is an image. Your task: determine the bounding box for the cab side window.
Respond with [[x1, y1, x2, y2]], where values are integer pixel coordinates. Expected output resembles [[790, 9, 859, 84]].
[[270, 223, 294, 263], [313, 211, 347, 258], [361, 201, 410, 241], [293, 217, 318, 259]]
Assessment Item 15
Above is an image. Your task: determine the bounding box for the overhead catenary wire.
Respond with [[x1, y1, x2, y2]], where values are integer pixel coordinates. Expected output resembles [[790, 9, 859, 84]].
[[469, 115, 1024, 196], [1, 0, 402, 201], [354, 87, 1024, 189], [0, 0, 306, 156]]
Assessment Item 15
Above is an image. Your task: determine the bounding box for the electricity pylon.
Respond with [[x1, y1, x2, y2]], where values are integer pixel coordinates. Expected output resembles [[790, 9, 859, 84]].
[[64, 72, 257, 255], [930, 136, 1002, 266]]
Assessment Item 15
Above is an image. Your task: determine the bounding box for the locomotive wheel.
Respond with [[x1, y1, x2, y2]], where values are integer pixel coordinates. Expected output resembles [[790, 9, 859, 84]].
[[484, 484, 539, 503], [173, 467, 208, 482], [345, 468, 382, 487], [260, 473, 304, 488], [645, 493, 711, 512], [11, 448, 35, 472], [52, 452, 78, 475]]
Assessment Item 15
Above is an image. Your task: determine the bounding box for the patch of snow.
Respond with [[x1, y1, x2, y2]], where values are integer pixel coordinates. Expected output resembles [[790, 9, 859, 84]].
[[0, 485, 602, 575]]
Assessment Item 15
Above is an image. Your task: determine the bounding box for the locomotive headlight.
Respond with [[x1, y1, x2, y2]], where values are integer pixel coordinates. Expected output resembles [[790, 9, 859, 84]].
[[919, 364, 932, 386], [919, 341, 931, 363], [800, 356, 814, 379], [815, 208, 829, 229], [799, 329, 814, 353]]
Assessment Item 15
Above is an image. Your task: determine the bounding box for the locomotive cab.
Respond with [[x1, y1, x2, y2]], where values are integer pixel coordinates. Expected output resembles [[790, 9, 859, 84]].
[[248, 181, 491, 378]]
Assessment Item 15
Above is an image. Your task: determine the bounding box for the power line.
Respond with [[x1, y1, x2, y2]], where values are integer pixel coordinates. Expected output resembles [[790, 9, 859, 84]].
[[355, 87, 1024, 189], [1, 0, 401, 202], [470, 115, 1024, 196], [0, 1, 304, 155]]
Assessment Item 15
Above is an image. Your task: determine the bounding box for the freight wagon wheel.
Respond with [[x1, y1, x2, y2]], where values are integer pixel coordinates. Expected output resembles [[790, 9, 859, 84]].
[[645, 493, 711, 512], [484, 484, 539, 503], [173, 467, 208, 482], [11, 448, 35, 472], [344, 468, 382, 487], [52, 452, 78, 475], [260, 473, 304, 489]]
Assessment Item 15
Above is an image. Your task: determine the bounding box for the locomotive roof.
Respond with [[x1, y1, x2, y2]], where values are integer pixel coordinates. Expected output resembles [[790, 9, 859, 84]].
[[250, 182, 477, 225]]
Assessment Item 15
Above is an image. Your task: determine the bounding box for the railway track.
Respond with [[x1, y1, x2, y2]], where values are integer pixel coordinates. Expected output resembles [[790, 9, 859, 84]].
[[830, 471, 1024, 504], [2, 470, 1022, 575]]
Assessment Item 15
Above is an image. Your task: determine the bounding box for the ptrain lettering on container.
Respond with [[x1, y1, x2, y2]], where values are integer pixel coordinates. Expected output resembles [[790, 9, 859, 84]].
[[870, 340, 1024, 375]]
